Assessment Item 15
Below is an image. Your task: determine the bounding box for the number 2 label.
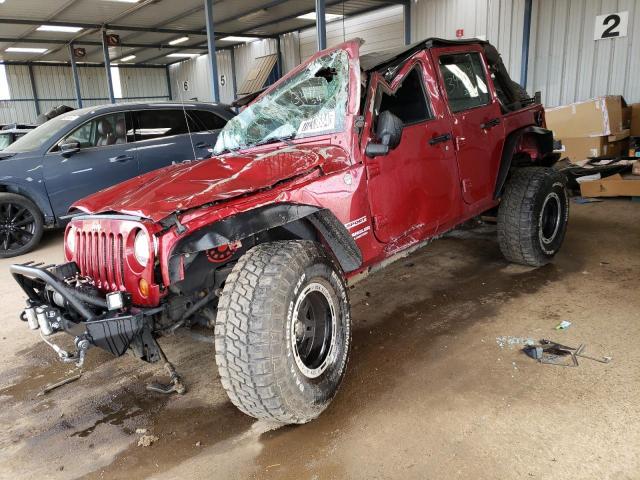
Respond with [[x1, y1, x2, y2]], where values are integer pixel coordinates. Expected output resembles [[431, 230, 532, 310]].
[[594, 11, 628, 40]]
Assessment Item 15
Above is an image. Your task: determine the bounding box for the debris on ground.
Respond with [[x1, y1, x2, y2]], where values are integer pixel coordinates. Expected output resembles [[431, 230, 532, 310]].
[[523, 339, 611, 367], [555, 320, 572, 330], [573, 196, 604, 204], [137, 435, 159, 447], [496, 336, 535, 349], [37, 374, 82, 397], [135, 428, 148, 435]]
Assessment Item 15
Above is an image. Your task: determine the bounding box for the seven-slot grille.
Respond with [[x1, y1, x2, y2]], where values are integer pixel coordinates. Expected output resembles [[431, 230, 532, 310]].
[[75, 229, 126, 292]]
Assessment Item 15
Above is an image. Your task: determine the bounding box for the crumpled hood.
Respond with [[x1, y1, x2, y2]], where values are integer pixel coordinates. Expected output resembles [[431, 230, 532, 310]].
[[72, 145, 336, 222]]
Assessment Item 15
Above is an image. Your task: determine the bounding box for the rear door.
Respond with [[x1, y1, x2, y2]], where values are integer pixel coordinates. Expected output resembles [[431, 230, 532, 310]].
[[431, 46, 504, 206], [188, 108, 227, 152], [365, 55, 460, 243], [43, 111, 138, 217], [132, 108, 210, 174]]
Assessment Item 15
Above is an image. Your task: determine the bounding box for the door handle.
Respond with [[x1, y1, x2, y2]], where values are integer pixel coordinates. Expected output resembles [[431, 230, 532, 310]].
[[111, 154, 134, 163], [480, 118, 501, 129], [195, 142, 211, 149], [429, 133, 452, 145]]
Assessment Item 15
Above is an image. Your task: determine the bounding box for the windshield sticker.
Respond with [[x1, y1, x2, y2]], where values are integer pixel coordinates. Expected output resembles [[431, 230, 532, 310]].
[[297, 111, 336, 135]]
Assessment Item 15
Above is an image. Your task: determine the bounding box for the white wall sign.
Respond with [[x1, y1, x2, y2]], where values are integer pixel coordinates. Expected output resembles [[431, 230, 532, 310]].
[[594, 11, 628, 40]]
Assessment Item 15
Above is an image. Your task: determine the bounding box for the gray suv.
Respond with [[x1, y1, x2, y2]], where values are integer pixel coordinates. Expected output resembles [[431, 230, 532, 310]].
[[0, 102, 235, 257]]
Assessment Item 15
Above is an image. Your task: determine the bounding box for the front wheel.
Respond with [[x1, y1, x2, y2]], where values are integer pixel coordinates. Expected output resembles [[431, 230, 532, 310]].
[[0, 193, 44, 258], [497, 167, 569, 267], [215, 240, 351, 424]]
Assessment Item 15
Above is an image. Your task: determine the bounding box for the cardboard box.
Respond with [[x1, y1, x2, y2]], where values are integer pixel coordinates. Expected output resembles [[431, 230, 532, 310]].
[[580, 173, 640, 197], [545, 96, 627, 138], [630, 103, 640, 136], [561, 130, 629, 162]]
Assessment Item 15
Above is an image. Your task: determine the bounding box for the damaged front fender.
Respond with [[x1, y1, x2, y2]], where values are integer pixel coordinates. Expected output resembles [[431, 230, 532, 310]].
[[168, 203, 362, 283]]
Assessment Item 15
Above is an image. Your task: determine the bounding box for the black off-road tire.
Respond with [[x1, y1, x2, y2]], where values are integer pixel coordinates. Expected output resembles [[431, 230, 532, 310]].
[[497, 167, 568, 267], [0, 193, 44, 258], [215, 240, 351, 424]]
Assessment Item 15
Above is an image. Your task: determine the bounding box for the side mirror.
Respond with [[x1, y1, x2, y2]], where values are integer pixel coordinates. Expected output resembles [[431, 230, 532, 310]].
[[60, 140, 80, 157], [365, 110, 403, 157]]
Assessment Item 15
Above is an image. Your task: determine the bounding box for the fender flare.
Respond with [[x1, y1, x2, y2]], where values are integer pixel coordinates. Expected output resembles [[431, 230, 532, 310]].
[[168, 203, 363, 283], [493, 126, 555, 199], [0, 181, 55, 224]]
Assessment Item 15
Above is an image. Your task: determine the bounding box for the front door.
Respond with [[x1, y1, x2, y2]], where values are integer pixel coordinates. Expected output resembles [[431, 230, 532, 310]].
[[43, 111, 138, 218], [365, 56, 459, 244], [431, 46, 505, 206]]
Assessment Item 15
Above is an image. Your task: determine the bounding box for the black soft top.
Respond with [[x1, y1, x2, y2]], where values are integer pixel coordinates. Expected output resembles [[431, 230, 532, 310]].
[[360, 37, 529, 111], [360, 37, 489, 72]]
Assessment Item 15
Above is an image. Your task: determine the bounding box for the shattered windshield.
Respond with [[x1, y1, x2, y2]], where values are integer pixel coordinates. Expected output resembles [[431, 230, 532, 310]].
[[214, 49, 349, 154]]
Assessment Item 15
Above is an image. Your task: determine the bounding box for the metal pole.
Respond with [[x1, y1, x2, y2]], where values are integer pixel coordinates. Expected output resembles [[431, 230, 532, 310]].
[[165, 65, 172, 100], [520, 0, 533, 88], [276, 36, 283, 80], [68, 44, 83, 108], [315, 0, 327, 51], [204, 0, 220, 103], [101, 30, 115, 103], [229, 47, 238, 100], [403, 0, 411, 45], [27, 63, 40, 116]]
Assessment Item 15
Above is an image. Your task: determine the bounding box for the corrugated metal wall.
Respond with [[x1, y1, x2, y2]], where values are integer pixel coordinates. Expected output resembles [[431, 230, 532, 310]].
[[410, 0, 525, 82], [0, 64, 169, 124], [168, 50, 235, 104], [299, 5, 405, 60], [233, 39, 280, 94], [0, 65, 35, 124], [280, 32, 301, 74], [527, 0, 640, 106]]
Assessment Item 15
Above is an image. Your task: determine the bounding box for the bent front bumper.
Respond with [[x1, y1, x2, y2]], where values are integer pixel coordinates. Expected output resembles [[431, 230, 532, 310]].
[[11, 261, 159, 364]]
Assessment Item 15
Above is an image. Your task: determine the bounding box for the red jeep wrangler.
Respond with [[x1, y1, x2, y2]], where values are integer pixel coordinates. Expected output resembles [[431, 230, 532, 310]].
[[12, 38, 568, 424]]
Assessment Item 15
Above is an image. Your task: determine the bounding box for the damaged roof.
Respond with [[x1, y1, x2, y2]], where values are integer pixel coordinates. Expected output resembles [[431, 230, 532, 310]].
[[360, 37, 489, 72]]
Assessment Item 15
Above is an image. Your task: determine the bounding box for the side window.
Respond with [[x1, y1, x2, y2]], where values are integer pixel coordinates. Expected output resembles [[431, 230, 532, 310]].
[[134, 109, 189, 141], [439, 52, 491, 112], [376, 67, 433, 125], [63, 112, 127, 148], [190, 110, 227, 131]]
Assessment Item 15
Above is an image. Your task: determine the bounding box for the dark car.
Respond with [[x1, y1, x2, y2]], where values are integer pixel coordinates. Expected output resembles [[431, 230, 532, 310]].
[[0, 102, 235, 257], [0, 124, 37, 150]]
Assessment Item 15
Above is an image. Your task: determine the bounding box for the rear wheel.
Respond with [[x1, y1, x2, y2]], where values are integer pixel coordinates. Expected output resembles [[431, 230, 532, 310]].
[[497, 167, 569, 266], [215, 240, 351, 424], [0, 193, 44, 258]]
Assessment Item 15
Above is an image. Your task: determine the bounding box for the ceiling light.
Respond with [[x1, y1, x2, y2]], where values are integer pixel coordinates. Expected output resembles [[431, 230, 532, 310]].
[[297, 12, 344, 21], [102, 0, 140, 3], [37, 25, 83, 33], [5, 47, 48, 53], [166, 53, 200, 58], [220, 36, 259, 43], [169, 36, 189, 45], [119, 54, 136, 62]]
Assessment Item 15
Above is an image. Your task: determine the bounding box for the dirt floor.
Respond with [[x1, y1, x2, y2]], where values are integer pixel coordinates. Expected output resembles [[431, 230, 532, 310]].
[[1, 199, 639, 480]]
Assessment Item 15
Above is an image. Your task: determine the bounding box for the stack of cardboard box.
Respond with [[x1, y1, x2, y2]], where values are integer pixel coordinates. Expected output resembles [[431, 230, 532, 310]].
[[545, 96, 640, 198], [545, 96, 630, 163]]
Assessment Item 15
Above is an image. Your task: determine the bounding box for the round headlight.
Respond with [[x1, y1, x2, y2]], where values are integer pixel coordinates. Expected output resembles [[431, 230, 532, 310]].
[[133, 230, 150, 265], [66, 228, 75, 253]]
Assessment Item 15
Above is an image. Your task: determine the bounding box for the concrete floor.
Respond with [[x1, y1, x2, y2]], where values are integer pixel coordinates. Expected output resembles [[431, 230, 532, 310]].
[[0, 200, 639, 480]]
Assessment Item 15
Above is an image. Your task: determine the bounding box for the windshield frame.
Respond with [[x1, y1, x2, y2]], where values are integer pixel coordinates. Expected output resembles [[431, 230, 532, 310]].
[[2, 112, 83, 154], [214, 40, 361, 155]]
